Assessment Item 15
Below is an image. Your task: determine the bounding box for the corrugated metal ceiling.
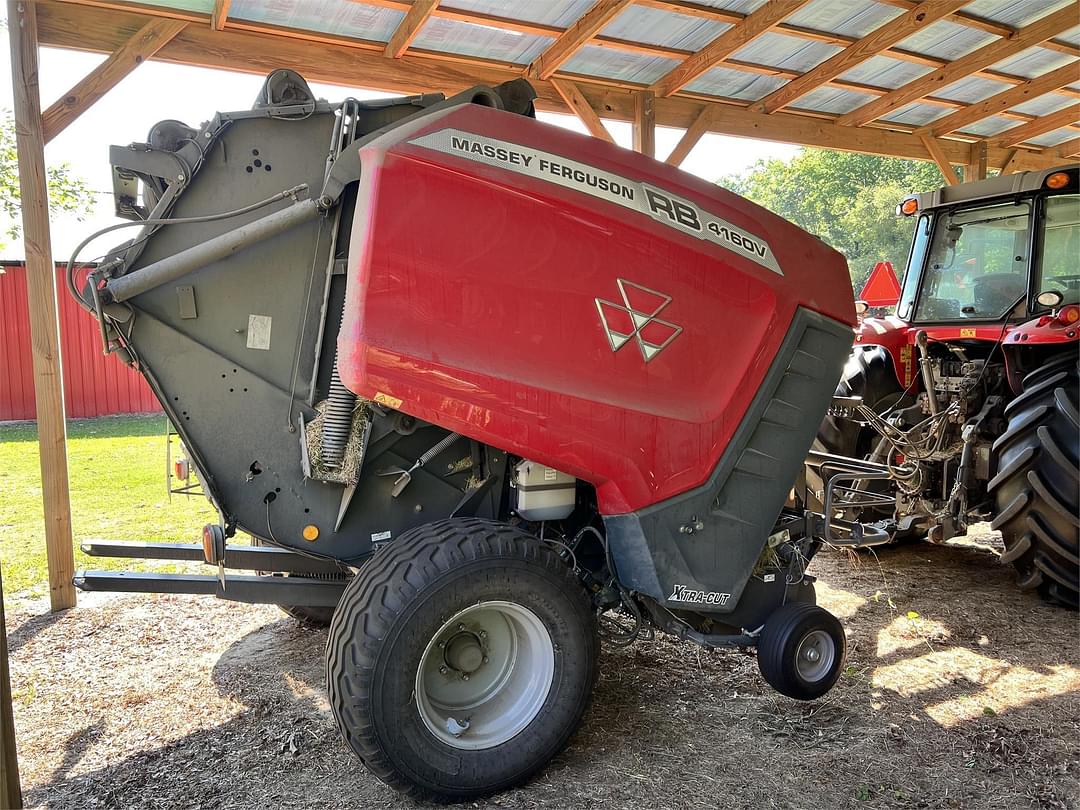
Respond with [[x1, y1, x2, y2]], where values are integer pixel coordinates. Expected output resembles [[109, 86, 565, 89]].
[[119, 0, 1080, 150]]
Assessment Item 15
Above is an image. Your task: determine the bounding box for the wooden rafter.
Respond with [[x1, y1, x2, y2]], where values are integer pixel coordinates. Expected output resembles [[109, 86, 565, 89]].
[[919, 134, 959, 185], [920, 62, 1080, 137], [550, 77, 614, 142], [837, 5, 1080, 128], [633, 89, 655, 157], [42, 16, 187, 143], [211, 0, 229, 31], [992, 104, 1080, 148], [528, 0, 631, 81], [34, 1, 1070, 171], [385, 0, 438, 59], [651, 0, 811, 98], [1055, 136, 1080, 158], [875, 0, 1080, 59], [664, 104, 712, 166], [749, 0, 967, 115]]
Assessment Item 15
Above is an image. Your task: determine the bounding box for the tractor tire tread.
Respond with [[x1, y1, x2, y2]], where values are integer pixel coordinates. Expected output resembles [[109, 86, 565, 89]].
[[992, 358, 1079, 609]]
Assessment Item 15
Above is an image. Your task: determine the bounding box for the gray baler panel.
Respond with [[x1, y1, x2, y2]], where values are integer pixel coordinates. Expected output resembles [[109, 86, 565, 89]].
[[604, 307, 852, 612]]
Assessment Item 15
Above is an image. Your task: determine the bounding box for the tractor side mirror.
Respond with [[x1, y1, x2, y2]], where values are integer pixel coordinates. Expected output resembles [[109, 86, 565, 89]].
[[1036, 290, 1063, 308]]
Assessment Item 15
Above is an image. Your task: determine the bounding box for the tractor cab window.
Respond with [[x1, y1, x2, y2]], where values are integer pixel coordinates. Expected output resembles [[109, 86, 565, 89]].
[[915, 201, 1030, 321], [1035, 194, 1080, 306]]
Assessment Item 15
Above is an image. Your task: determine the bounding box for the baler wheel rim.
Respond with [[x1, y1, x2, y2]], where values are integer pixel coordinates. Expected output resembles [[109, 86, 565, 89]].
[[415, 600, 555, 750]]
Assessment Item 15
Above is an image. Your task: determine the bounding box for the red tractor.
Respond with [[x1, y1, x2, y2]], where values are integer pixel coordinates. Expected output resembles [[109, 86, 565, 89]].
[[816, 166, 1079, 608]]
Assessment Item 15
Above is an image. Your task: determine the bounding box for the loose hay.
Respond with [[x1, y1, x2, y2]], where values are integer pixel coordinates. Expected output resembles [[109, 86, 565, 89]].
[[303, 401, 368, 485], [8, 523, 1080, 810]]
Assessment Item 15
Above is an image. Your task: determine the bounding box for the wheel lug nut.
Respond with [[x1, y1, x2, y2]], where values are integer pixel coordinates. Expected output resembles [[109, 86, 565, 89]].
[[461, 673, 470, 681], [458, 623, 466, 631], [439, 665, 448, 674], [478, 630, 486, 639], [482, 656, 489, 664]]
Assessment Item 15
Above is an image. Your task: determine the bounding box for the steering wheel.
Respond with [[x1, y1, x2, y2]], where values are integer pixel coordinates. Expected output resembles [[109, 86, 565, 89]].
[[1047, 274, 1080, 287]]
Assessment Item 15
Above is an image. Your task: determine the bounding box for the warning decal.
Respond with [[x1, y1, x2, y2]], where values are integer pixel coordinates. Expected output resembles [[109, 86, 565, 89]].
[[408, 128, 782, 276]]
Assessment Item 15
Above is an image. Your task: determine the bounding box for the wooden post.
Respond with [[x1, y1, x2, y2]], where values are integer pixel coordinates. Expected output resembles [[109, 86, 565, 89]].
[[966, 140, 988, 183], [8, 1, 77, 612], [633, 90, 655, 158], [0, 568, 22, 809]]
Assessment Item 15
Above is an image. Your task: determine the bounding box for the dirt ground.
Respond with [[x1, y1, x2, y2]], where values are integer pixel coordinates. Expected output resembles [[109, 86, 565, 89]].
[[8, 528, 1080, 810]]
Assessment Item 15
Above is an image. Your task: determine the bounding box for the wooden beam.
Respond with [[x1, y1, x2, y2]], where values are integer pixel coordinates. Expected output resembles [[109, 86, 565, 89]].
[[749, 0, 967, 115], [998, 149, 1022, 175], [528, 0, 631, 80], [919, 134, 959, 185], [991, 103, 1080, 148], [42, 16, 186, 143], [664, 103, 712, 166], [385, 0, 437, 59], [550, 77, 614, 142], [0, 568, 21, 810], [922, 62, 1080, 137], [876, 0, 1080, 59], [35, 1, 1067, 172], [211, 0, 229, 30], [633, 89, 655, 157], [651, 0, 811, 98], [1054, 136, 1080, 158], [8, 0, 76, 612], [966, 140, 988, 182], [837, 5, 1079, 128]]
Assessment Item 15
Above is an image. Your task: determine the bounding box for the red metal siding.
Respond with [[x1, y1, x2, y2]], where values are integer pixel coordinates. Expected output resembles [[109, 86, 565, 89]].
[[0, 263, 161, 421]]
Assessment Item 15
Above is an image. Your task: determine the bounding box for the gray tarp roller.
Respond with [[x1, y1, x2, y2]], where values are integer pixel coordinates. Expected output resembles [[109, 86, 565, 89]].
[[102, 197, 323, 304]]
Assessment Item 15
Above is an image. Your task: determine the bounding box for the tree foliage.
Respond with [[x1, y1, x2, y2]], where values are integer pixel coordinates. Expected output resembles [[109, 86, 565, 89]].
[[0, 113, 95, 245], [721, 149, 946, 289]]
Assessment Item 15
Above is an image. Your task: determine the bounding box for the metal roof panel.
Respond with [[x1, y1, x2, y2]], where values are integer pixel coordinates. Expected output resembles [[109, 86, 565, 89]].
[[684, 65, 788, 100], [785, 0, 903, 38], [439, 0, 596, 27], [788, 85, 876, 114], [894, 19, 996, 61], [411, 17, 551, 63], [562, 46, 680, 84], [838, 55, 932, 88], [989, 46, 1078, 79], [600, 5, 729, 51], [229, 0, 402, 42], [731, 32, 841, 72]]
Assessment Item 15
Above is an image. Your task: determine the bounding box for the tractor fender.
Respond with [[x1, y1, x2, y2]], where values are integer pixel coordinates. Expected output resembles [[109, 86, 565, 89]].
[[852, 315, 917, 390], [1003, 309, 1080, 347]]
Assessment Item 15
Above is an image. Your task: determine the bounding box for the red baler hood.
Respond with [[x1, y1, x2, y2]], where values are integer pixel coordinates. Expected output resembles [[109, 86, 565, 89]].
[[338, 103, 854, 514]]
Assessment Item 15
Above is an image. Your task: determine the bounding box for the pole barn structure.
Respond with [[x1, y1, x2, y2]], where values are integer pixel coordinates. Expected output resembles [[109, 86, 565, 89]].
[[8, 0, 1080, 611]]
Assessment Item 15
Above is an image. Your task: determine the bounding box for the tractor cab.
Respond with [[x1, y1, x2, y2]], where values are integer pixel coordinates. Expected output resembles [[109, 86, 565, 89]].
[[892, 167, 1079, 330]]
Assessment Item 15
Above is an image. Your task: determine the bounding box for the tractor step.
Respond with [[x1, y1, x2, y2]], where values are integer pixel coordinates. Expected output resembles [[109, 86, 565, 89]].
[[81, 539, 346, 576], [74, 570, 346, 607]]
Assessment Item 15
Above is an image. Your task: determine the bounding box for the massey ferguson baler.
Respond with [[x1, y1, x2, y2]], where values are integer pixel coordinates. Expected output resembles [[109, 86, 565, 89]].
[[71, 71, 870, 800]]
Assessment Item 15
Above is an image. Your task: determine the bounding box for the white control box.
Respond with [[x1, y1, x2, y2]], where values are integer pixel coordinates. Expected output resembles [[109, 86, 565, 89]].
[[513, 460, 576, 521]]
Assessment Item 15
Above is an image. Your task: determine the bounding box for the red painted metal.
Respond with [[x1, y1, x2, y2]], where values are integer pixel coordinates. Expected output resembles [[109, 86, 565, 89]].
[[0, 262, 161, 421], [338, 105, 854, 514]]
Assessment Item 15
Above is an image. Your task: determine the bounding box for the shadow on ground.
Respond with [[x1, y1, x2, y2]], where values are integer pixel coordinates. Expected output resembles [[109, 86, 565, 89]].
[[12, 537, 1080, 810]]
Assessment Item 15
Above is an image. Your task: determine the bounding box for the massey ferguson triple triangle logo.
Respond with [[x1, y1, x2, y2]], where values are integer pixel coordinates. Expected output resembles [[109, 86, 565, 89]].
[[595, 279, 682, 363]]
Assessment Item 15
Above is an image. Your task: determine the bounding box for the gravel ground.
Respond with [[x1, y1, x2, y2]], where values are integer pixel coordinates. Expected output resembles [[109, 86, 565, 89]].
[[8, 528, 1080, 810]]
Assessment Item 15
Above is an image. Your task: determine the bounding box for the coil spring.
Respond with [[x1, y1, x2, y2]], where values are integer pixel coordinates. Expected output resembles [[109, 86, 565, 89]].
[[321, 364, 356, 469]]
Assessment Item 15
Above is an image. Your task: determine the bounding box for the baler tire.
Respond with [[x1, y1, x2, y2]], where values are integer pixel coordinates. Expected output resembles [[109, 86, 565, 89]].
[[325, 518, 598, 802], [757, 602, 845, 701], [989, 355, 1079, 610]]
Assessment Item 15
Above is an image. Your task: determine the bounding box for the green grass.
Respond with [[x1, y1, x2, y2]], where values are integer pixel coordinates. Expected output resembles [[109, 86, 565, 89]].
[[0, 415, 217, 598]]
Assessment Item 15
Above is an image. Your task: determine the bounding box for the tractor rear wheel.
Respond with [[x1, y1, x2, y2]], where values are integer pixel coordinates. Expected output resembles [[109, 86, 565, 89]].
[[325, 518, 598, 801], [989, 355, 1079, 609]]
